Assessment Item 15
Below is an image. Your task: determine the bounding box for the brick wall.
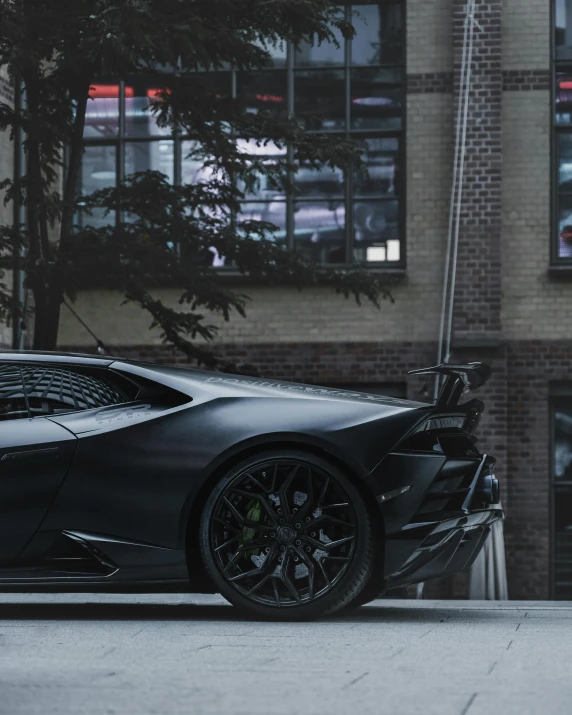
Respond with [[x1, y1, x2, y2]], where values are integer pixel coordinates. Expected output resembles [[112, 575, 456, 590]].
[[502, 0, 550, 71], [451, 0, 503, 338], [407, 0, 453, 75]]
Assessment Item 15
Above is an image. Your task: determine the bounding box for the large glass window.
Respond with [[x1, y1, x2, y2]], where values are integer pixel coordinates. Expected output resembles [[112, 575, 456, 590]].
[[554, 2, 572, 260], [552, 402, 572, 598], [79, 2, 404, 267]]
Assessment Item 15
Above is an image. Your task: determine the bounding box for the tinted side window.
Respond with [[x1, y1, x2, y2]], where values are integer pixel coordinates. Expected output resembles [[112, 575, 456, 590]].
[[21, 367, 129, 416], [0, 365, 28, 420]]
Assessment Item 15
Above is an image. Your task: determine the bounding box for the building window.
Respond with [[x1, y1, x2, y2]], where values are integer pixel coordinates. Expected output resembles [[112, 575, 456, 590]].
[[554, 1, 572, 260], [551, 400, 572, 598], [79, 1, 405, 266]]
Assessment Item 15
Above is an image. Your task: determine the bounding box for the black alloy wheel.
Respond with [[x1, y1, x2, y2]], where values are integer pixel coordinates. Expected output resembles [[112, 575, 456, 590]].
[[199, 450, 373, 620]]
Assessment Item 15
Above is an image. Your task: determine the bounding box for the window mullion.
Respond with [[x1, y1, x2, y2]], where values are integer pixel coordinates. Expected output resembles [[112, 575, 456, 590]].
[[345, 4, 352, 264], [287, 40, 295, 252], [117, 81, 126, 227]]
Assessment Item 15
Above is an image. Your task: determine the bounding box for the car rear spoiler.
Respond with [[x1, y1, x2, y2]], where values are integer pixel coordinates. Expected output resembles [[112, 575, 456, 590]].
[[408, 362, 491, 407]]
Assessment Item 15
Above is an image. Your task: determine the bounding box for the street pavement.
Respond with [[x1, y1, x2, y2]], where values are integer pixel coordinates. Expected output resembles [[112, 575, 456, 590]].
[[0, 594, 571, 715]]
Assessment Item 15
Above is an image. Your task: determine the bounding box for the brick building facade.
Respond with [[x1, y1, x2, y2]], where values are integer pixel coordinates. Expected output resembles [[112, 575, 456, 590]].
[[3, 1, 572, 599]]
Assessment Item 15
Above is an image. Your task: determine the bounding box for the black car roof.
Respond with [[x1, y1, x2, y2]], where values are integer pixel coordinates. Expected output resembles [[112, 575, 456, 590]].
[[0, 350, 115, 366]]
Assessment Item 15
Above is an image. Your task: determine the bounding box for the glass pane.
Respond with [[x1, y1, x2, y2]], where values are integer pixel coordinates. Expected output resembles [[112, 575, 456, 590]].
[[77, 145, 117, 228], [294, 70, 346, 130], [294, 165, 344, 198], [236, 139, 287, 199], [554, 485, 572, 599], [237, 72, 288, 116], [554, 409, 572, 478], [239, 201, 287, 247], [125, 83, 172, 137], [84, 84, 119, 138], [253, 38, 288, 69], [558, 196, 572, 258], [351, 3, 404, 66], [351, 68, 402, 130], [556, 73, 572, 125], [556, 0, 572, 60], [355, 137, 399, 196], [558, 134, 572, 191], [352, 200, 399, 262], [294, 200, 345, 263], [181, 140, 218, 185], [125, 140, 175, 183], [295, 8, 345, 67]]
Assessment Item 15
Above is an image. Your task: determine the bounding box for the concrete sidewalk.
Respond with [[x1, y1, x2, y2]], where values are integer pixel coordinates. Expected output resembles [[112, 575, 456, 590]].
[[0, 594, 570, 715]]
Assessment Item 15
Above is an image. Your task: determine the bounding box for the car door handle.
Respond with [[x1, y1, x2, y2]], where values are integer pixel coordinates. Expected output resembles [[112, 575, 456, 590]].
[[1, 447, 61, 464]]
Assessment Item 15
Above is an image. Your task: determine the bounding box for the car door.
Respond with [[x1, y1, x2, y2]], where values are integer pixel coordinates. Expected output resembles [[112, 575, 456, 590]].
[[0, 363, 77, 562]]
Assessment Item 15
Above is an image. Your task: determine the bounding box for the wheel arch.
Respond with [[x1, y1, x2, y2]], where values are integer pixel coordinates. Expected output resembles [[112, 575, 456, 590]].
[[185, 438, 385, 594]]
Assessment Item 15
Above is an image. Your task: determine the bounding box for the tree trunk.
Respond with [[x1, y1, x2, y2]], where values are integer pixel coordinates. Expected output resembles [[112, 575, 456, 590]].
[[34, 83, 90, 351], [22, 70, 52, 350]]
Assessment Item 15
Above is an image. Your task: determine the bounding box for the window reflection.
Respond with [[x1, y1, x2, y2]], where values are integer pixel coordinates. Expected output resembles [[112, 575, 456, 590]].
[[558, 134, 572, 190], [295, 9, 345, 67], [558, 196, 572, 258], [556, 73, 572, 124], [237, 72, 288, 115], [553, 408, 572, 598], [351, 3, 403, 65], [125, 84, 172, 137], [181, 141, 222, 185], [236, 139, 287, 199], [239, 201, 287, 247], [554, 483, 572, 598], [351, 69, 402, 130], [81, 3, 404, 265], [84, 84, 120, 138], [355, 137, 398, 196], [353, 200, 399, 262], [556, 0, 572, 60], [295, 70, 346, 130], [253, 39, 288, 68], [555, 410, 572, 478], [293, 201, 345, 263], [77, 145, 117, 228], [294, 165, 344, 198], [125, 140, 174, 183]]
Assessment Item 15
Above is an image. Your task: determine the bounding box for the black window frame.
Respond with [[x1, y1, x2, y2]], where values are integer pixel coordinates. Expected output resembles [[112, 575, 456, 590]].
[[550, 392, 572, 599], [78, 1, 406, 270], [552, 0, 572, 264]]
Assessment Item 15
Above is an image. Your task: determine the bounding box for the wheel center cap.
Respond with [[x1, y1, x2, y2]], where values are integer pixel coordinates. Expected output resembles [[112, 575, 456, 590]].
[[277, 525, 296, 543]]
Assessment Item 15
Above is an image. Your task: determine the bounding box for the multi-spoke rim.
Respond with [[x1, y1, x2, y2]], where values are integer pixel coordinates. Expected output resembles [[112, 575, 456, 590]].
[[210, 459, 358, 607]]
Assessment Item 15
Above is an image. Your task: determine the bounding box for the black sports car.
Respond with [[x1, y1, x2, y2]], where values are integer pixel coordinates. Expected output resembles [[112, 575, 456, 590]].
[[0, 352, 501, 619]]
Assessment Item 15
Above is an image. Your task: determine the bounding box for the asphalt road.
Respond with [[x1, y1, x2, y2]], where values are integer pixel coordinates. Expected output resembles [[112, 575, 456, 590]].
[[0, 594, 571, 715]]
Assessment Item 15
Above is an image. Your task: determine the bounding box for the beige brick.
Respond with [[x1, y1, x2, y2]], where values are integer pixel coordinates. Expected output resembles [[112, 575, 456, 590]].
[[407, 0, 453, 75], [503, 0, 550, 71], [500, 90, 572, 340]]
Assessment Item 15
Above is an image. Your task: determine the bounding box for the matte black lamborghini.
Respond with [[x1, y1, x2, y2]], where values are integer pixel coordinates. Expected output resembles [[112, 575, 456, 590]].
[[0, 352, 502, 619]]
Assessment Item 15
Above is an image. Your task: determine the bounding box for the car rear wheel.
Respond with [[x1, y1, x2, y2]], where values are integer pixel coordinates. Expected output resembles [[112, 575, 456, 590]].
[[199, 450, 373, 620]]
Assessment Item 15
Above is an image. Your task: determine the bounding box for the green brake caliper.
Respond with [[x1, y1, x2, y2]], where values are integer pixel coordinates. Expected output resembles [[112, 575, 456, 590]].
[[242, 500, 262, 560]]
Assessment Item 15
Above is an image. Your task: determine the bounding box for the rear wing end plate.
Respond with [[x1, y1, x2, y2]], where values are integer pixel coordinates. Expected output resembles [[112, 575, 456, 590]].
[[408, 362, 491, 407]]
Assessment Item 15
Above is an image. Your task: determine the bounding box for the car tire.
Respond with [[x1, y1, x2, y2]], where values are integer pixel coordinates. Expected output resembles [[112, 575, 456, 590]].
[[342, 577, 384, 611], [199, 449, 373, 621]]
